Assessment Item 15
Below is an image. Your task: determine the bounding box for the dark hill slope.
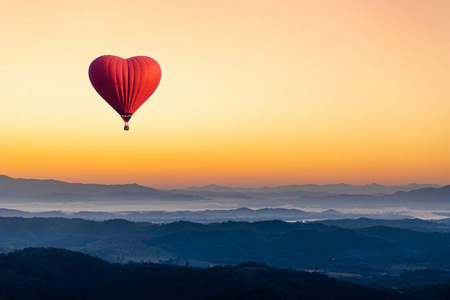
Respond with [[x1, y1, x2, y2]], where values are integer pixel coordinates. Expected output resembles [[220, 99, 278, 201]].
[[0, 247, 404, 300], [412, 280, 450, 300]]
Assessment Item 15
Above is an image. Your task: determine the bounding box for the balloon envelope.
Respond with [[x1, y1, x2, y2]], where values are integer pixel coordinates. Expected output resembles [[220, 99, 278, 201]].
[[89, 55, 161, 123]]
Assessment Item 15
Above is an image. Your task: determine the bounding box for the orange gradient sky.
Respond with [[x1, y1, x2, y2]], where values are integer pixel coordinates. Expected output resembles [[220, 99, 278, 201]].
[[1, 0, 449, 188]]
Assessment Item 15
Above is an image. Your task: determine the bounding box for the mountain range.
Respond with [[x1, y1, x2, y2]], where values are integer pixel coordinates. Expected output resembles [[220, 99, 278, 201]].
[[0, 175, 203, 201], [0, 174, 443, 197], [0, 175, 449, 212], [0, 217, 449, 275], [0, 207, 412, 223], [180, 182, 441, 194]]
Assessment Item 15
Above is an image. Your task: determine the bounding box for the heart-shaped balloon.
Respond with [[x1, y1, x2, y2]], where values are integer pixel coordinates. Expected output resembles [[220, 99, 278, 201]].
[[89, 55, 161, 130]]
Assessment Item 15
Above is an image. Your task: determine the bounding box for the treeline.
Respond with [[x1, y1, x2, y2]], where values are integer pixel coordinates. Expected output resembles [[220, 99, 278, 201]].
[[0, 247, 404, 300]]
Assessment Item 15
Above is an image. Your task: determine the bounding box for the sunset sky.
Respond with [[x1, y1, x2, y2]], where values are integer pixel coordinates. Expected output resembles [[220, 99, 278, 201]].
[[1, 0, 449, 188]]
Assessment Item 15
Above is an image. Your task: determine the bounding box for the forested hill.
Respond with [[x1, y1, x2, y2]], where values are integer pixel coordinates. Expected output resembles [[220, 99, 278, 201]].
[[1, 217, 450, 273], [0, 247, 401, 300]]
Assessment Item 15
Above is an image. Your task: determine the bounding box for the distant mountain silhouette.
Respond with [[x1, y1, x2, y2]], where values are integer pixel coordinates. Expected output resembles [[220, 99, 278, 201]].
[[182, 182, 440, 195], [0, 175, 446, 210], [0, 174, 441, 197], [0, 175, 160, 196], [392, 185, 450, 198], [0, 175, 205, 201]]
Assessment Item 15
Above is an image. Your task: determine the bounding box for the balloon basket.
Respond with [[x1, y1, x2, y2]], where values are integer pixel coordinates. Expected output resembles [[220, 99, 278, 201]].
[[124, 123, 129, 131]]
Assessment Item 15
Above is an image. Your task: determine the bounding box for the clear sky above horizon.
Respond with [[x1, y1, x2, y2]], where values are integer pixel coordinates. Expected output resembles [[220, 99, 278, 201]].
[[1, 0, 449, 188]]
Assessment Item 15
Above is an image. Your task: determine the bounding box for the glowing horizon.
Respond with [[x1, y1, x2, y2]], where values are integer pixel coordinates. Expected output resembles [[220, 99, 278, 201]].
[[1, 0, 449, 188]]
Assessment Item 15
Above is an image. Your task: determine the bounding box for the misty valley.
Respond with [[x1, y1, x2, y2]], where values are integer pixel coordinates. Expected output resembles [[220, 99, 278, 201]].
[[0, 175, 450, 299]]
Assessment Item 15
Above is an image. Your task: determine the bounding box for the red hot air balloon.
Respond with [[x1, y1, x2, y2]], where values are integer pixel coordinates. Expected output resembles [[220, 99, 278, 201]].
[[89, 55, 161, 130]]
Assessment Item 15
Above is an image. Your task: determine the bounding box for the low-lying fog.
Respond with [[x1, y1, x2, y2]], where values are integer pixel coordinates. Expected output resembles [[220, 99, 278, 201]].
[[0, 199, 449, 220]]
